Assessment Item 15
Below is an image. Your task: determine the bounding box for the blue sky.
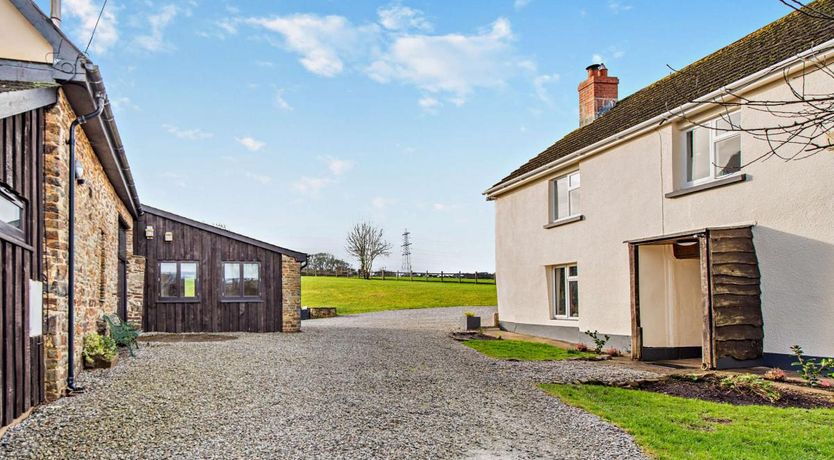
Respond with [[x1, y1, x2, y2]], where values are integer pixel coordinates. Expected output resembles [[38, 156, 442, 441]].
[[39, 0, 790, 271]]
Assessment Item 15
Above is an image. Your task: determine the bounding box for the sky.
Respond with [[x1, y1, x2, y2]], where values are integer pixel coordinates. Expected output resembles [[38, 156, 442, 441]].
[[37, 0, 791, 272]]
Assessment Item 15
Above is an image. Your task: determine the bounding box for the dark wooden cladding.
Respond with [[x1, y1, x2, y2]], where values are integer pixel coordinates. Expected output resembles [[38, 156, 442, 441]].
[[708, 227, 763, 362], [138, 212, 284, 333], [0, 109, 45, 427]]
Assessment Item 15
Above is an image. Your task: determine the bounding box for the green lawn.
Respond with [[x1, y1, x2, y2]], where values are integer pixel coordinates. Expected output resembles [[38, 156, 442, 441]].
[[463, 339, 596, 361], [541, 384, 834, 460], [301, 276, 496, 315]]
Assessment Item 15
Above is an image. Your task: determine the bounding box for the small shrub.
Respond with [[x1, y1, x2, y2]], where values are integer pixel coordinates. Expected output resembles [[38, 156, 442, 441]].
[[584, 330, 610, 354], [574, 342, 589, 352], [791, 345, 834, 387], [763, 368, 786, 382], [603, 347, 622, 357], [719, 374, 781, 403], [82, 332, 117, 366], [464, 311, 476, 317]]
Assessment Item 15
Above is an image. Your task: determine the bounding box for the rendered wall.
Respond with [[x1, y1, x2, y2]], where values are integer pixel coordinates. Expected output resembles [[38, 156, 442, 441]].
[[0, 0, 53, 64]]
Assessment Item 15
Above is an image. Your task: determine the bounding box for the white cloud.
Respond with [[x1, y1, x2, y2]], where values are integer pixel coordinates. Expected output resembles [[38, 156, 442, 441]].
[[135, 5, 178, 52], [110, 96, 139, 111], [236, 136, 266, 152], [514, 0, 532, 10], [591, 53, 605, 64], [244, 171, 272, 185], [533, 73, 559, 104], [159, 171, 187, 188], [292, 176, 332, 194], [64, 0, 118, 54], [216, 18, 238, 35], [371, 196, 394, 209], [321, 156, 354, 176], [274, 89, 293, 111], [433, 203, 451, 211], [377, 3, 432, 32], [246, 14, 373, 77], [418, 96, 441, 113], [608, 0, 633, 14], [366, 18, 517, 102], [163, 124, 213, 140]]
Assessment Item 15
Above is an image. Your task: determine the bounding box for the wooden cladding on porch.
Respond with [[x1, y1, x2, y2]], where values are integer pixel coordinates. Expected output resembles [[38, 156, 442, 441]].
[[709, 227, 763, 362]]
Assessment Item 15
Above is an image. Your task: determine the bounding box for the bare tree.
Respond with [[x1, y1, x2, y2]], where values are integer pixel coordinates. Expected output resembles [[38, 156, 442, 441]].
[[665, 0, 834, 166], [345, 222, 392, 279]]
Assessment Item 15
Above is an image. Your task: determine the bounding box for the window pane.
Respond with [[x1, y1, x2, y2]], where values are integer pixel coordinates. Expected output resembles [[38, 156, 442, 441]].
[[554, 267, 566, 317], [715, 135, 741, 177], [568, 188, 580, 216], [160, 263, 177, 298], [569, 280, 579, 318], [569, 265, 578, 277], [0, 194, 22, 229], [223, 263, 241, 297], [715, 112, 740, 132], [243, 263, 259, 296], [569, 172, 580, 188], [555, 178, 569, 220], [180, 263, 198, 298], [686, 129, 710, 182]]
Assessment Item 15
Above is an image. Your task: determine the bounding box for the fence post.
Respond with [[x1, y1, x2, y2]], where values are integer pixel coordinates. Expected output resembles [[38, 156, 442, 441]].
[[475, 271, 478, 284], [426, 270, 429, 282], [459, 271, 462, 283], [382, 270, 385, 280], [441, 271, 444, 283]]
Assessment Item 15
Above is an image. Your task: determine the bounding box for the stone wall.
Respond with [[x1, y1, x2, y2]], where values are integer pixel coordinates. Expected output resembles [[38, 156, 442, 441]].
[[281, 256, 301, 332], [42, 90, 144, 400]]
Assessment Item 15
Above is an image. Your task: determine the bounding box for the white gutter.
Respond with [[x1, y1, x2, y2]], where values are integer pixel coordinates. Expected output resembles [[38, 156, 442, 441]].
[[484, 37, 834, 200]]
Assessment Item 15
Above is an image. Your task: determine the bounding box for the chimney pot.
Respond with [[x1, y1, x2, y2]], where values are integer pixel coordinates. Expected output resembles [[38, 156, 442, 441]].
[[50, 0, 62, 28], [578, 63, 618, 127]]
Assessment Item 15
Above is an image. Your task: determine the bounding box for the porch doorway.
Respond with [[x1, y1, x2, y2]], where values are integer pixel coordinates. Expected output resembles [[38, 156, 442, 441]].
[[628, 226, 764, 369]]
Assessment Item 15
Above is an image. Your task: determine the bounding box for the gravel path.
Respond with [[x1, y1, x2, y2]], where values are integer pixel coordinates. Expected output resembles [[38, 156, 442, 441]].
[[0, 307, 656, 459]]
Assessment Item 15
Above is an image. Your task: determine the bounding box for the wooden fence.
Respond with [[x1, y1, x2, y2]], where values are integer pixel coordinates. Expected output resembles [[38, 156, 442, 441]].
[[302, 269, 496, 284]]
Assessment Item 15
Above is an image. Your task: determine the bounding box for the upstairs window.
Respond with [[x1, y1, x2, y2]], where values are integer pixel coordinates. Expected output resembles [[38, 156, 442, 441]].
[[550, 171, 580, 222], [685, 112, 741, 184], [159, 261, 199, 300], [0, 185, 25, 243], [222, 262, 261, 299], [552, 264, 579, 319]]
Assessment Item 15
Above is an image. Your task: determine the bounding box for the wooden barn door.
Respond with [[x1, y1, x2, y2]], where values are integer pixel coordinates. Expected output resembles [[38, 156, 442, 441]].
[[0, 109, 45, 428], [117, 222, 128, 322]]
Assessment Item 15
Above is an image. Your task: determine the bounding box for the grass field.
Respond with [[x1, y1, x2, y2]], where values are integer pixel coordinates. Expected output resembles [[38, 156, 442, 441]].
[[463, 339, 595, 361], [301, 276, 497, 315], [542, 384, 834, 460]]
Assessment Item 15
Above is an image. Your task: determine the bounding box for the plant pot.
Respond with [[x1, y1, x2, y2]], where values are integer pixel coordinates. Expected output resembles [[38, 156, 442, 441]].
[[84, 354, 119, 369], [300, 308, 311, 320], [464, 316, 481, 331]]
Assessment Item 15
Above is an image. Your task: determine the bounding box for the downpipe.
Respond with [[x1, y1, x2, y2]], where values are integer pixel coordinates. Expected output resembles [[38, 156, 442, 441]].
[[66, 94, 105, 393]]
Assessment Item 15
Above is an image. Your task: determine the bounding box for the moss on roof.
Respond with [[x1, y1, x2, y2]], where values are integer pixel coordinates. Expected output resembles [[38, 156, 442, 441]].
[[491, 0, 834, 191], [0, 80, 58, 94]]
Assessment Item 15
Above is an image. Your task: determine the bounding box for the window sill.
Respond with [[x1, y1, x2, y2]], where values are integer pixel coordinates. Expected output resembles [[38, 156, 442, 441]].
[[665, 173, 747, 199], [220, 298, 264, 303], [550, 316, 580, 322], [157, 298, 201, 304], [543, 215, 584, 229]]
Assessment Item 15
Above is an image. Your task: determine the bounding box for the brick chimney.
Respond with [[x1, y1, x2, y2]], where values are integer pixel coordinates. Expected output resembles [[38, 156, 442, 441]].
[[578, 63, 618, 127]]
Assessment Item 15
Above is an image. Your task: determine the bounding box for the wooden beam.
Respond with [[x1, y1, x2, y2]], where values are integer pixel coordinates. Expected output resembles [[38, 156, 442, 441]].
[[699, 234, 715, 369], [628, 243, 642, 360]]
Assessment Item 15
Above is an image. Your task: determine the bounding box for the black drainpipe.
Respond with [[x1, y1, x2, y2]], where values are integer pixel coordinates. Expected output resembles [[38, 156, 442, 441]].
[[66, 94, 105, 392]]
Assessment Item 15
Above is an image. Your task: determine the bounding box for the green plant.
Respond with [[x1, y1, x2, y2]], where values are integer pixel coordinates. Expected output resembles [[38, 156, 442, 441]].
[[791, 345, 834, 387], [584, 330, 610, 354], [82, 332, 117, 366], [105, 315, 139, 357], [464, 311, 476, 317], [719, 374, 781, 403]]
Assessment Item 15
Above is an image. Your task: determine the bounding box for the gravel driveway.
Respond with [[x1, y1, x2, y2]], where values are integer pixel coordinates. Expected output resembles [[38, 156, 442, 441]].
[[0, 307, 654, 459]]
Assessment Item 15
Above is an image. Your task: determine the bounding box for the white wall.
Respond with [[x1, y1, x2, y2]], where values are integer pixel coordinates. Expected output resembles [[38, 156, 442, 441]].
[[638, 245, 702, 348], [0, 0, 52, 64], [494, 64, 834, 358]]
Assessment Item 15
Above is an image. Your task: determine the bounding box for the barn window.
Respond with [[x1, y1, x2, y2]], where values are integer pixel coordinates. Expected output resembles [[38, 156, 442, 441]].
[[222, 262, 261, 299], [159, 261, 199, 300], [0, 185, 25, 243]]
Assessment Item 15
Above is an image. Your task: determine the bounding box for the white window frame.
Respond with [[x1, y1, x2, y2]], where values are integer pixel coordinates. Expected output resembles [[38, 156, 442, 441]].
[[551, 264, 579, 320], [683, 111, 742, 187], [549, 171, 581, 223]]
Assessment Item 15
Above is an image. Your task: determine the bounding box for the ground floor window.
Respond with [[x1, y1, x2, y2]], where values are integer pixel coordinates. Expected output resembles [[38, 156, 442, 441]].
[[222, 262, 261, 299], [552, 264, 578, 319], [159, 261, 199, 300]]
